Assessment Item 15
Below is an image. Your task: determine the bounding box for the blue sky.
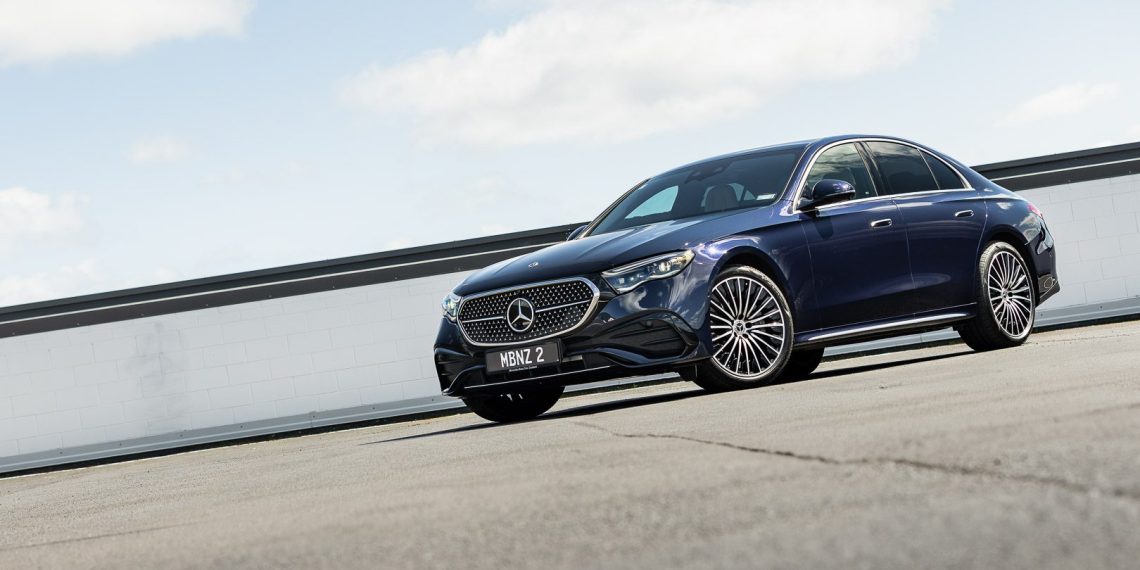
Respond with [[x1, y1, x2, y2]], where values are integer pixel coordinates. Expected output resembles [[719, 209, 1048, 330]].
[[0, 0, 1137, 306]]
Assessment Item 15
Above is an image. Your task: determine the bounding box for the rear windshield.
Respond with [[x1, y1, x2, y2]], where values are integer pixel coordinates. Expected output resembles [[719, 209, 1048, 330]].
[[587, 148, 804, 236]]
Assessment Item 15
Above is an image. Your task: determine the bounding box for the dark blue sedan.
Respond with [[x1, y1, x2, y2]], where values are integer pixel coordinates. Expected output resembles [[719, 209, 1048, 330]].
[[434, 135, 1059, 422]]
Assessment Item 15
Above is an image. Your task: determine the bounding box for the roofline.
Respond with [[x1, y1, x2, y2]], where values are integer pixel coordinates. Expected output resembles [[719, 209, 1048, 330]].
[[0, 139, 1136, 337], [656, 138, 817, 177]]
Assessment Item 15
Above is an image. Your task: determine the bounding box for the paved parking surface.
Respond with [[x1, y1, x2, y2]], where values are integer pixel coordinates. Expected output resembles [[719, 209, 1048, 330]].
[[2, 321, 1139, 569]]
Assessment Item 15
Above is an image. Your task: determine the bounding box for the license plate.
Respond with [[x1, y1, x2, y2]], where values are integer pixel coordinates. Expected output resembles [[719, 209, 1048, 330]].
[[485, 342, 561, 374]]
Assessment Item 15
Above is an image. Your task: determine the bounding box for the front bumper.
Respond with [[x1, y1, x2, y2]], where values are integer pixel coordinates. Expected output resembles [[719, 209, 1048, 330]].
[[1032, 217, 1060, 305], [434, 276, 708, 397]]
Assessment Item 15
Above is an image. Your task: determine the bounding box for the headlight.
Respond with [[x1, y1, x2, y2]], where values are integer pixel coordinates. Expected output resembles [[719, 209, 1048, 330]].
[[441, 292, 461, 321], [603, 250, 694, 294]]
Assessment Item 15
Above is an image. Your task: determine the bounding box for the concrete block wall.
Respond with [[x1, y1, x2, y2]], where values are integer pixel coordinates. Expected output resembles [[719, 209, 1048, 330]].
[[1017, 173, 1140, 308], [0, 271, 470, 462]]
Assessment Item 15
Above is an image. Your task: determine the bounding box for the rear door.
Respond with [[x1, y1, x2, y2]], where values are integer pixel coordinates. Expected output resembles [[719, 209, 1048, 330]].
[[799, 143, 913, 330], [864, 141, 985, 314]]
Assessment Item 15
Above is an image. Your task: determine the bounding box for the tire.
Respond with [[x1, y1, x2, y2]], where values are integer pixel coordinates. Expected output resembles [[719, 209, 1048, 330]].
[[780, 348, 825, 381], [693, 265, 794, 391], [957, 241, 1036, 351], [462, 386, 563, 423]]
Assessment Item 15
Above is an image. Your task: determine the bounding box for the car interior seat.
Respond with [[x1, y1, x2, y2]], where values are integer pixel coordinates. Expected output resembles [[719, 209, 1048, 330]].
[[704, 184, 740, 212]]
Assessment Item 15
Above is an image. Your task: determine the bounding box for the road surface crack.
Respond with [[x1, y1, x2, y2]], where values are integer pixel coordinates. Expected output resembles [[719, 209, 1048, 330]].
[[0, 522, 197, 552], [573, 421, 1139, 502]]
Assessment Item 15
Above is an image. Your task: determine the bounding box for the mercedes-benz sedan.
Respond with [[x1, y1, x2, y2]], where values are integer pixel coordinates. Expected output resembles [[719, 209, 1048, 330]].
[[434, 135, 1059, 422]]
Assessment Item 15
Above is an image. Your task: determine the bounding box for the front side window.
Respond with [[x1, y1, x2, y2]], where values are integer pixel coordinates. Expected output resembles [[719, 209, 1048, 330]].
[[865, 141, 939, 195], [588, 147, 804, 236], [804, 143, 877, 200]]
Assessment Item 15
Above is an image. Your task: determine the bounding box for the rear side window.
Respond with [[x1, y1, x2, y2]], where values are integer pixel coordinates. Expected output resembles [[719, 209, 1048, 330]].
[[804, 143, 877, 200], [865, 142, 939, 196], [922, 151, 966, 190]]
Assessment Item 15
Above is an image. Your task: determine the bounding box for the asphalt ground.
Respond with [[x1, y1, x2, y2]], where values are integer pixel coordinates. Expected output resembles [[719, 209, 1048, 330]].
[[2, 321, 1139, 569]]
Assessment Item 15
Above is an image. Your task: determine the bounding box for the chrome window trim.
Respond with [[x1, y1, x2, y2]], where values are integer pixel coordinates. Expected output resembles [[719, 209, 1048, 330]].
[[456, 277, 601, 347], [792, 137, 974, 213], [811, 194, 896, 212]]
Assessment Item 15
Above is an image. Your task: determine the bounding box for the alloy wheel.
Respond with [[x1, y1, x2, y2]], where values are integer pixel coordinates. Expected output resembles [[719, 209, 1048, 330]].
[[987, 250, 1034, 338], [708, 275, 787, 379]]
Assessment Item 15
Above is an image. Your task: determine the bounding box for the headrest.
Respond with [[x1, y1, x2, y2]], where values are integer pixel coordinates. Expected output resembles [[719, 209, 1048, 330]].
[[705, 184, 739, 212]]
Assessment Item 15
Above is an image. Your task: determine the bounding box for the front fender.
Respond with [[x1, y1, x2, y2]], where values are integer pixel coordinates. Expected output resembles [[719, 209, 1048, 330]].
[[696, 223, 816, 336]]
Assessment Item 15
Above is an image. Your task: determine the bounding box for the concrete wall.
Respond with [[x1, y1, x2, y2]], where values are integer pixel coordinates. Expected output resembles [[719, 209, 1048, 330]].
[[1019, 173, 1140, 307], [3, 173, 1140, 472], [0, 272, 468, 467]]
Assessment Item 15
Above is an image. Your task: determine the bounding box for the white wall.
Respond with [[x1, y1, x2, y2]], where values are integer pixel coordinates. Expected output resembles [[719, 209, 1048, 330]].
[[0, 272, 469, 462], [1017, 173, 1140, 307], [3, 173, 1140, 471]]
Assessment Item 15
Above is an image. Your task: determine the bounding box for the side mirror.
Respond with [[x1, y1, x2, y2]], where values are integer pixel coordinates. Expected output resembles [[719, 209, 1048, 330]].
[[567, 224, 587, 240], [801, 179, 856, 211]]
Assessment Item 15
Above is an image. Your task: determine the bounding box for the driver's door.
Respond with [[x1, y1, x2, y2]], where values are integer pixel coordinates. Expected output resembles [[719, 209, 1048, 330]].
[[799, 143, 914, 331]]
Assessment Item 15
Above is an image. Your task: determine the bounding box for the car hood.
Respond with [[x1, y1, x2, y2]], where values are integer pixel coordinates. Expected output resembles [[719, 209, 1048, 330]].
[[453, 208, 778, 295]]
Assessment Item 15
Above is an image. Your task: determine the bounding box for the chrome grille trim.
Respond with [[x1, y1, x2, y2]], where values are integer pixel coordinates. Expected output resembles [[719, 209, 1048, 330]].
[[456, 277, 600, 347]]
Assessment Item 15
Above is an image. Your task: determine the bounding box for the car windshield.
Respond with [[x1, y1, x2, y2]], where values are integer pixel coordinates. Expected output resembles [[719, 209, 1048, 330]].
[[587, 147, 805, 236]]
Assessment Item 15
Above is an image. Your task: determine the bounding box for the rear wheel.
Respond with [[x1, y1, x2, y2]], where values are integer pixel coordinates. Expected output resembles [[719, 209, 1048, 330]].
[[957, 241, 1036, 351], [693, 266, 794, 391], [781, 348, 825, 380], [462, 386, 563, 423]]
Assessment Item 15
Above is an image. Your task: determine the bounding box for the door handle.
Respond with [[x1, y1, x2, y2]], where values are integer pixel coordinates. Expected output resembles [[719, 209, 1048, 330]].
[[870, 218, 893, 228], [955, 210, 974, 218]]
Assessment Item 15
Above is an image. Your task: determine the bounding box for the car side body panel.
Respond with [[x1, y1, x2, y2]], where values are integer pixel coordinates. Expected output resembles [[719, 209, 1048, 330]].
[[795, 198, 912, 329]]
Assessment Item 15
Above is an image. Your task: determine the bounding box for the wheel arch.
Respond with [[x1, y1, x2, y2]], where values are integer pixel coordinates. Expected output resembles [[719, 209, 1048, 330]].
[[714, 245, 791, 293], [980, 226, 1039, 298]]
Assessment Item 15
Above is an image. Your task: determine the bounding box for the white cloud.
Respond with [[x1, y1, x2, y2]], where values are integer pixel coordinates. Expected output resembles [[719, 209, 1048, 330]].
[[1003, 82, 1120, 125], [343, 0, 945, 148], [0, 187, 85, 254], [1127, 124, 1140, 139], [128, 135, 190, 163], [0, 0, 253, 66], [0, 258, 100, 307]]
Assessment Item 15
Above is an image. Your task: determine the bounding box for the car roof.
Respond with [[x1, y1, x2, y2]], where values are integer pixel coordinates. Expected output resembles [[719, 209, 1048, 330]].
[[658, 140, 816, 177], [654, 134, 927, 179]]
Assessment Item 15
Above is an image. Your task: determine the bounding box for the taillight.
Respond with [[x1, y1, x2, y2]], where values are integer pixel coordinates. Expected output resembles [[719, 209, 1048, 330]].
[[1027, 202, 1045, 219]]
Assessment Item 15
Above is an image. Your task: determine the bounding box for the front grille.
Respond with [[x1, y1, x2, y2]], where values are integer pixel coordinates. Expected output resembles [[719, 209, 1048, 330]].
[[458, 278, 598, 345]]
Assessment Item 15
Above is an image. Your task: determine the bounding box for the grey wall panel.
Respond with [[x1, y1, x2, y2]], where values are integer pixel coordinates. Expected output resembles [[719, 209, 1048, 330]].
[[0, 273, 468, 465]]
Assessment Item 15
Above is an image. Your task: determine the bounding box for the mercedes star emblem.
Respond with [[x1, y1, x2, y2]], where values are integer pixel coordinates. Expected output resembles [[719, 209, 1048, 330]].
[[506, 298, 535, 333]]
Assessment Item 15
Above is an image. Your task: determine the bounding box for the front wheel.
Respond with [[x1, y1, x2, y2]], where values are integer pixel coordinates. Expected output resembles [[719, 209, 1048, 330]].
[[693, 265, 794, 391], [462, 387, 563, 423], [957, 241, 1036, 351], [780, 348, 825, 381]]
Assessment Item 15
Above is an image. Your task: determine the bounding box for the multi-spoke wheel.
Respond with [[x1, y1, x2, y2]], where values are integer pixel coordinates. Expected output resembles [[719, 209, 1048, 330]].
[[693, 266, 793, 391], [958, 242, 1036, 351], [987, 250, 1034, 338]]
